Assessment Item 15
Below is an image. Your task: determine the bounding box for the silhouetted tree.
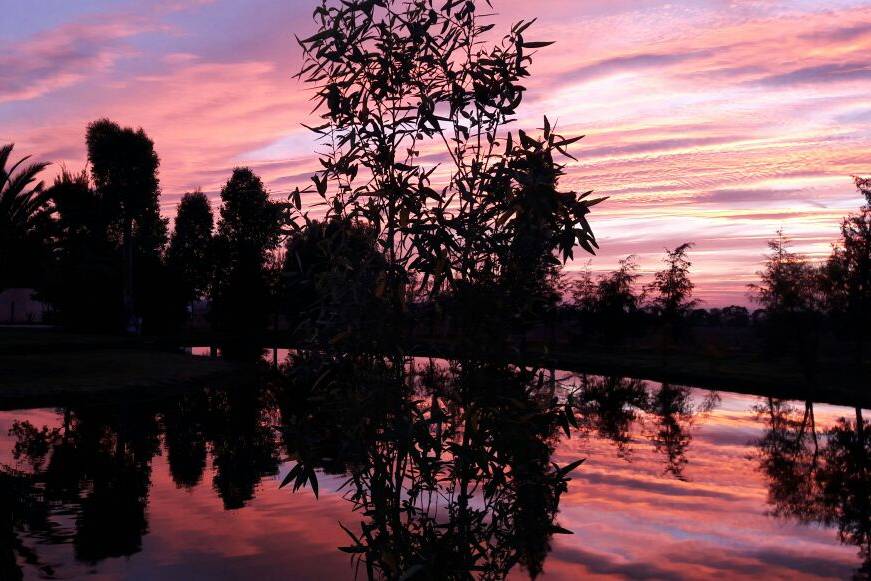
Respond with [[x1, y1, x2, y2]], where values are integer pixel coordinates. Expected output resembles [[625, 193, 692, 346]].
[[490, 120, 592, 328], [582, 256, 643, 343], [86, 120, 167, 332], [292, 0, 602, 350], [821, 177, 871, 362], [0, 144, 53, 291], [751, 230, 819, 315], [645, 242, 697, 331], [282, 218, 389, 346], [210, 168, 283, 349], [44, 168, 121, 330], [721, 305, 750, 327], [569, 262, 597, 314], [597, 256, 641, 315], [643, 242, 698, 352], [749, 229, 820, 360], [166, 191, 214, 328]]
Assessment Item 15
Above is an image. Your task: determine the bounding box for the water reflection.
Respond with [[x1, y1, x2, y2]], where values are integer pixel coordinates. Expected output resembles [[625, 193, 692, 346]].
[[0, 358, 868, 579], [574, 376, 718, 479], [278, 356, 579, 578], [755, 399, 871, 578], [6, 404, 158, 565]]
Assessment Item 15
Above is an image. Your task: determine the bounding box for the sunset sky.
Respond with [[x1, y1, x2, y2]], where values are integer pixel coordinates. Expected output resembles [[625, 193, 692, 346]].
[[3, 0, 870, 305]]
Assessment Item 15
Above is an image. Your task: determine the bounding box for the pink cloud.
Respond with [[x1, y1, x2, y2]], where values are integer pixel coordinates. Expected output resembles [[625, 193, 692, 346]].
[[0, 17, 160, 104]]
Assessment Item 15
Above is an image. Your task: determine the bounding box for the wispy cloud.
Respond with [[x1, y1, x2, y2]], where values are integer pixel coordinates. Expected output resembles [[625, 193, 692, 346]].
[[0, 19, 148, 104]]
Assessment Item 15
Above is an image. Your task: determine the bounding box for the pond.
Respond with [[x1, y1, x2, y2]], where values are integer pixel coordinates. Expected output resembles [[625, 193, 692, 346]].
[[1, 355, 868, 580]]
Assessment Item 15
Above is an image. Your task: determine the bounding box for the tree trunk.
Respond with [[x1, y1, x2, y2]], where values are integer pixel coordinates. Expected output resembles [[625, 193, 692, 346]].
[[122, 219, 136, 333]]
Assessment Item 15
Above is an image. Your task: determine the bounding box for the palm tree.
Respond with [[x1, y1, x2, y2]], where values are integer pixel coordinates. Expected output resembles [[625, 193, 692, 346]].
[[0, 143, 52, 289]]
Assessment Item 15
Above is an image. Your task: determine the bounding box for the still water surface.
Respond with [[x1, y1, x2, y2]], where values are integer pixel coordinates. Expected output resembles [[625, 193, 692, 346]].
[[2, 357, 868, 580]]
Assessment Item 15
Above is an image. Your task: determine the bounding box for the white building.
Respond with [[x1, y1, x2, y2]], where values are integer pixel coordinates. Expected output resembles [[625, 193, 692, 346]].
[[0, 288, 48, 324]]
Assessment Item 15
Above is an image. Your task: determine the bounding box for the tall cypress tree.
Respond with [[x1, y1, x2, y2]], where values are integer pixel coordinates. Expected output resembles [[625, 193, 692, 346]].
[[167, 191, 214, 315], [210, 168, 282, 348], [86, 119, 167, 332]]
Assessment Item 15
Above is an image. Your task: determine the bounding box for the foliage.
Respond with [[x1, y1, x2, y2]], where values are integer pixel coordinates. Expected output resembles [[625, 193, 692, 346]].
[[43, 169, 122, 330], [215, 168, 282, 259], [0, 144, 53, 290], [569, 261, 598, 313], [749, 230, 822, 357], [567, 256, 642, 343], [721, 305, 750, 327], [166, 191, 214, 326], [756, 400, 871, 577], [1, 383, 281, 574], [291, 0, 602, 347], [820, 177, 871, 352], [210, 168, 284, 346], [282, 218, 391, 346], [595, 255, 642, 316], [750, 229, 818, 315], [278, 355, 582, 579], [86, 120, 168, 331], [86, 121, 162, 235], [645, 242, 698, 321]]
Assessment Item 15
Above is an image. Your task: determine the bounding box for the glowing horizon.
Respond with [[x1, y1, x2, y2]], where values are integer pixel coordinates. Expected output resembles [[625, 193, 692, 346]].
[[3, 0, 870, 306]]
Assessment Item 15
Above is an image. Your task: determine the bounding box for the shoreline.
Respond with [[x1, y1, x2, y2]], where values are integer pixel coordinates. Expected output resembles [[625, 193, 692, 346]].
[[0, 329, 237, 410], [2, 328, 868, 411]]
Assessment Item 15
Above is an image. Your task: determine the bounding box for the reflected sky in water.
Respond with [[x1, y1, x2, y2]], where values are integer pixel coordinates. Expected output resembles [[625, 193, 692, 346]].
[[0, 363, 867, 580]]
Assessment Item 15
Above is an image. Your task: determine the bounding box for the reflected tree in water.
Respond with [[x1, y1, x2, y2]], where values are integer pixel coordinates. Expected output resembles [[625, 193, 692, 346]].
[[816, 409, 871, 579], [278, 356, 583, 579], [1, 360, 727, 580], [206, 384, 282, 510], [646, 384, 718, 480], [161, 390, 209, 489], [1, 404, 160, 568], [756, 400, 871, 577], [0, 380, 287, 576], [756, 398, 821, 521], [56, 405, 158, 563], [573, 376, 716, 478], [575, 375, 647, 457]]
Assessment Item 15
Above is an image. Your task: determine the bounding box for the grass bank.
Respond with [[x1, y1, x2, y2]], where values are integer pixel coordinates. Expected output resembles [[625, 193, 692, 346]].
[[405, 336, 870, 409], [537, 347, 869, 409], [0, 328, 236, 410]]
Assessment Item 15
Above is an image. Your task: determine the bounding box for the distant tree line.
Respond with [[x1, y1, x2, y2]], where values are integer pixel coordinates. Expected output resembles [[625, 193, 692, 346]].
[[558, 177, 871, 366]]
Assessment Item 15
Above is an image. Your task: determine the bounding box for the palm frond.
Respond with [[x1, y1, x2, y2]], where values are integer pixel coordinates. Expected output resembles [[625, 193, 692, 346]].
[[0, 144, 52, 235]]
